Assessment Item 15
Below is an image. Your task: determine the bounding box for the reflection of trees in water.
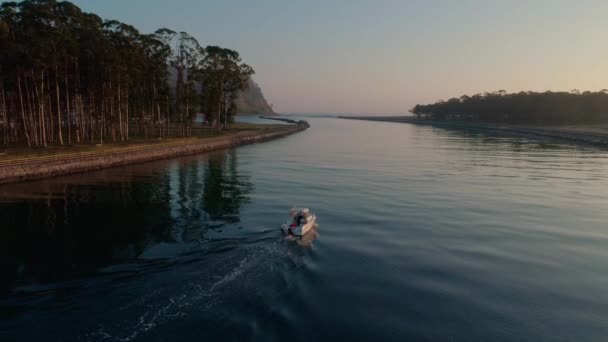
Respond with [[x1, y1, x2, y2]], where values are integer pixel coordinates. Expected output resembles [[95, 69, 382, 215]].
[[0, 150, 253, 295], [203, 151, 253, 225], [0, 175, 174, 294], [173, 151, 253, 240], [431, 126, 586, 153]]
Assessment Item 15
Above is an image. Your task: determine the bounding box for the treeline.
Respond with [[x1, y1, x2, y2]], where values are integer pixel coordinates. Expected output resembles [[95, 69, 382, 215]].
[[0, 0, 254, 147], [410, 90, 608, 125]]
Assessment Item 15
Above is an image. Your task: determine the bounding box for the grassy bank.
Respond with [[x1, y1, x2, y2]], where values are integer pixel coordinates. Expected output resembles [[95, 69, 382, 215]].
[[0, 122, 308, 184], [0, 123, 283, 161]]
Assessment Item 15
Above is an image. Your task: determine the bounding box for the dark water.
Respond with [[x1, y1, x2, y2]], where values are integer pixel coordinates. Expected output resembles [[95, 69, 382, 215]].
[[2, 118, 608, 341]]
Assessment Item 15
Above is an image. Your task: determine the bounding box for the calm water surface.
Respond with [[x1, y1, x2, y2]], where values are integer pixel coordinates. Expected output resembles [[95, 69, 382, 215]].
[[1, 118, 608, 341]]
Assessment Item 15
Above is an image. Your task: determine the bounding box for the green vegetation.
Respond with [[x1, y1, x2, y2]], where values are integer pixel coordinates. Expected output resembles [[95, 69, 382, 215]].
[[410, 90, 608, 125], [0, 0, 254, 149]]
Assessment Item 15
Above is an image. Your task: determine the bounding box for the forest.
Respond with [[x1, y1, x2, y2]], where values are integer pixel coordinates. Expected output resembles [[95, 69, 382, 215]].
[[0, 0, 254, 147], [410, 90, 608, 125]]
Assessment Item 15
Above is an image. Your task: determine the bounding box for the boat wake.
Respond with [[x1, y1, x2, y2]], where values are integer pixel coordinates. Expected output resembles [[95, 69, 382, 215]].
[[80, 234, 314, 342]]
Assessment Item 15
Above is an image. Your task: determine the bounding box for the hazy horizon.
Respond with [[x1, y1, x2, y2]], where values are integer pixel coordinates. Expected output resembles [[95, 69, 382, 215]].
[[67, 0, 608, 115]]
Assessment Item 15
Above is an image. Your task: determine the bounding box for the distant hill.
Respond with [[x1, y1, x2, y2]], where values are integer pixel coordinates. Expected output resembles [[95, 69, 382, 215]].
[[168, 66, 275, 115], [235, 79, 276, 115]]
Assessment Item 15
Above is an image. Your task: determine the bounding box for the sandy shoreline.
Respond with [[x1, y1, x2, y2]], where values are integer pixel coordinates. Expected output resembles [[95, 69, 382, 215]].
[[340, 116, 608, 146], [0, 123, 308, 185]]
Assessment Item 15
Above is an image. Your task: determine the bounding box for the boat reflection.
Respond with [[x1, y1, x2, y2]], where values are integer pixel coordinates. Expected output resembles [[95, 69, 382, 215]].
[[298, 224, 319, 248]]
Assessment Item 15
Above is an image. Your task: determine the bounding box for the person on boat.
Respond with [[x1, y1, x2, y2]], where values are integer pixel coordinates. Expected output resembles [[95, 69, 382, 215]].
[[286, 212, 302, 237], [292, 211, 302, 226]]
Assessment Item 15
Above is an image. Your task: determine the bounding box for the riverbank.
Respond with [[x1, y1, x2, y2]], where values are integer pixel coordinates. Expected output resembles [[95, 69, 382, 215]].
[[0, 122, 309, 185], [340, 116, 608, 146]]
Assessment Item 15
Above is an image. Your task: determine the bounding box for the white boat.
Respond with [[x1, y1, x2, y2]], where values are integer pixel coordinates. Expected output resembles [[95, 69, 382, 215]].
[[281, 208, 317, 237]]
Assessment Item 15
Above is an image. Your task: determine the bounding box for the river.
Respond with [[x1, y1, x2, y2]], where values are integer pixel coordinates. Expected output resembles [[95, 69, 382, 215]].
[[1, 117, 608, 341]]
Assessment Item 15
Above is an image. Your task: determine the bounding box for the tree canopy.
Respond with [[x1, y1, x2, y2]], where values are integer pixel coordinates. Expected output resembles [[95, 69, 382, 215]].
[[410, 90, 608, 125], [0, 0, 255, 147], [197, 46, 254, 131]]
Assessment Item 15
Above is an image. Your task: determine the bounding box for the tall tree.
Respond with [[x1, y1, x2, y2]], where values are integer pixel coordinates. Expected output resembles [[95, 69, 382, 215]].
[[0, 0, 256, 147], [154, 29, 204, 136], [198, 46, 254, 131]]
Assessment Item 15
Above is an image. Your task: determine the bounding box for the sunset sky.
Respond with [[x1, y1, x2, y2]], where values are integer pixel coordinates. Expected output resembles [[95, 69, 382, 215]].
[[71, 0, 608, 115]]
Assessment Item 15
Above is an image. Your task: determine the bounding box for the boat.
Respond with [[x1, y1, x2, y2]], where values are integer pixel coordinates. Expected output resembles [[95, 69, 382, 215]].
[[281, 208, 317, 238]]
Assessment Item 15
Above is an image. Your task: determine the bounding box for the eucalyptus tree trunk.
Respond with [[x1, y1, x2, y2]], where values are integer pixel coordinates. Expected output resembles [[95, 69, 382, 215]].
[[55, 65, 64, 145], [153, 80, 162, 138], [17, 76, 32, 147], [176, 64, 184, 137], [109, 80, 116, 142], [117, 78, 124, 141], [75, 58, 82, 143], [35, 70, 47, 147], [165, 95, 169, 137], [125, 86, 129, 141], [24, 76, 37, 146], [47, 70, 54, 143], [100, 87, 104, 145], [64, 66, 71, 144], [1, 83, 6, 146], [90, 92, 95, 144], [185, 88, 189, 137], [216, 84, 224, 132]]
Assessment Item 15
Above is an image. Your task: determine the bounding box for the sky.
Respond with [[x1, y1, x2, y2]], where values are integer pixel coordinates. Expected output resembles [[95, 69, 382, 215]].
[[67, 0, 608, 115]]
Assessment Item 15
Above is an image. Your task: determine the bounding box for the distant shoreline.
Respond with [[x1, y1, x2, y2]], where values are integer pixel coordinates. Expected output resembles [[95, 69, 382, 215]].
[[0, 123, 309, 185], [237, 112, 278, 116], [339, 116, 608, 146], [259, 116, 308, 125]]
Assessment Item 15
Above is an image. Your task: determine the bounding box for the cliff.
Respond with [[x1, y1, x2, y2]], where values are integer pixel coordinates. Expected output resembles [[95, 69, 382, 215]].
[[168, 66, 275, 115], [235, 79, 276, 115]]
